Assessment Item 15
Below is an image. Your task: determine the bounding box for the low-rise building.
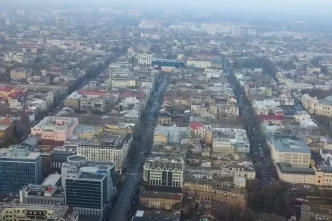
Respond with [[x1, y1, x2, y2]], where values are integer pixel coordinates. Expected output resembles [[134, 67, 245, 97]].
[[10, 68, 31, 81], [0, 203, 78, 221], [267, 134, 311, 168], [31, 117, 79, 141]]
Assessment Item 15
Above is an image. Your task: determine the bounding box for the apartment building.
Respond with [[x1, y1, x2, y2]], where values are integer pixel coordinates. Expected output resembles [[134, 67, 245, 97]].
[[301, 94, 332, 117], [72, 133, 132, 172], [143, 156, 184, 187], [0, 203, 77, 221]]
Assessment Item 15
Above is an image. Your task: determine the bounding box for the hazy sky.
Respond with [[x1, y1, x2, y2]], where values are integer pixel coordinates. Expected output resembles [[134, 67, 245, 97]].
[[9, 0, 332, 22]]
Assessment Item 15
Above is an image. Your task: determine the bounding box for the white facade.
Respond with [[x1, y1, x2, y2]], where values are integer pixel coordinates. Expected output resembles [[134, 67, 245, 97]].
[[4, 52, 24, 63], [143, 156, 184, 187], [76, 137, 132, 173], [136, 53, 152, 68]]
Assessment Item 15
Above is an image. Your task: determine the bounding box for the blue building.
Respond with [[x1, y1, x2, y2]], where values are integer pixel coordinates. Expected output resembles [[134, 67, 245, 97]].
[[0, 145, 43, 192], [62, 155, 116, 218], [152, 59, 185, 68]]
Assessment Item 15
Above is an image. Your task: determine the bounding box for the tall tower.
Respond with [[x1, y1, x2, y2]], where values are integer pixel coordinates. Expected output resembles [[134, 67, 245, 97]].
[[175, 28, 178, 41]]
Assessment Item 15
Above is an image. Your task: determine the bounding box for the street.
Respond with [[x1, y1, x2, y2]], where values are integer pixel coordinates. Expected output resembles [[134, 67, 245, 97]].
[[109, 73, 168, 221]]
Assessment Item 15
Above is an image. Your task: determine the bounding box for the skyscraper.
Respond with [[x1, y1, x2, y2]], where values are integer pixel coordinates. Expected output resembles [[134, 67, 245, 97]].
[[62, 155, 116, 217], [0, 145, 43, 192]]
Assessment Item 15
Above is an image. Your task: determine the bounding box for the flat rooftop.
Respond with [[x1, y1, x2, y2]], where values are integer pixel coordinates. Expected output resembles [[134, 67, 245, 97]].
[[269, 134, 310, 154], [277, 163, 315, 175]]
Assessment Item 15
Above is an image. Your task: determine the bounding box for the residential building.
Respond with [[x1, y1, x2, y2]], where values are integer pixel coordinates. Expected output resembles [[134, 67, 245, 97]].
[[72, 133, 132, 172], [140, 191, 182, 210], [10, 68, 31, 80], [267, 134, 311, 168], [183, 180, 247, 208], [0, 145, 43, 192], [143, 156, 184, 187], [0, 203, 78, 221], [301, 94, 332, 117], [212, 128, 250, 153], [4, 52, 24, 63], [154, 125, 190, 145], [31, 117, 79, 141], [135, 53, 153, 68]]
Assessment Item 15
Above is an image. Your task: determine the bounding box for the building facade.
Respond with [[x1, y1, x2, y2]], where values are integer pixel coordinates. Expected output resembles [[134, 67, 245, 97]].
[[267, 134, 311, 168], [0, 145, 43, 192], [62, 155, 116, 217], [0, 203, 78, 221], [143, 156, 184, 187], [31, 117, 79, 141]]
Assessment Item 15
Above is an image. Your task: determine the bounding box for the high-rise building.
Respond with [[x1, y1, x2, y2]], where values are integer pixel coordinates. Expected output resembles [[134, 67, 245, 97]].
[[0, 145, 43, 192], [143, 156, 184, 187], [62, 155, 116, 217]]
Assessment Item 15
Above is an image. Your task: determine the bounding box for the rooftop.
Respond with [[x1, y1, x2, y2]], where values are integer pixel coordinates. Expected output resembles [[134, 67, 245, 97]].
[[269, 134, 310, 154], [319, 96, 332, 106], [277, 163, 315, 175], [0, 203, 74, 220]]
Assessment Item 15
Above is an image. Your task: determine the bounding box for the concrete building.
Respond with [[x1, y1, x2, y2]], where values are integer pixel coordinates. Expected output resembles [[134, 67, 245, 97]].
[[301, 94, 332, 117], [140, 191, 182, 210], [19, 184, 64, 205], [0, 145, 43, 192], [62, 155, 116, 217], [10, 68, 31, 80], [267, 134, 311, 168], [0, 203, 78, 221], [4, 52, 24, 63], [71, 133, 132, 172], [183, 180, 247, 209], [143, 156, 184, 187], [212, 128, 250, 153], [135, 53, 153, 68], [276, 163, 316, 185], [154, 125, 190, 145], [31, 117, 79, 141]]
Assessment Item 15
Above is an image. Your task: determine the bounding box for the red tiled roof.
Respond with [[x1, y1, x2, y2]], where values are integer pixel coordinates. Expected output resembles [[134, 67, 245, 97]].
[[0, 117, 12, 125], [191, 122, 203, 130], [8, 90, 24, 99], [0, 85, 11, 92], [119, 91, 145, 99]]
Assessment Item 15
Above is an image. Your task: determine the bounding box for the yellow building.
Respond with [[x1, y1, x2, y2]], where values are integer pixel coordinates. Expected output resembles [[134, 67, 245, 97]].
[[153, 132, 168, 144], [73, 125, 103, 140], [103, 123, 133, 135], [0, 203, 77, 221], [301, 94, 332, 117], [140, 191, 182, 210], [10, 68, 31, 81], [183, 181, 247, 208], [277, 163, 332, 187]]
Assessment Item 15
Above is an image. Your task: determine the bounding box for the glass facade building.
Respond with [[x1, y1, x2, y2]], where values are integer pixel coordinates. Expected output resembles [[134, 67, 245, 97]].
[[66, 177, 107, 209], [0, 145, 43, 192]]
